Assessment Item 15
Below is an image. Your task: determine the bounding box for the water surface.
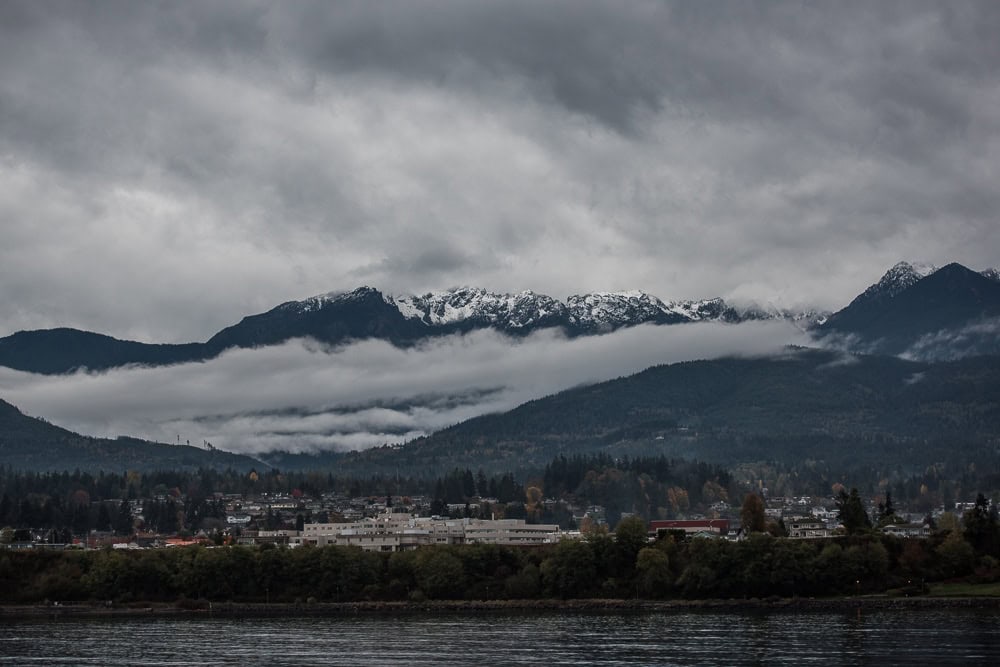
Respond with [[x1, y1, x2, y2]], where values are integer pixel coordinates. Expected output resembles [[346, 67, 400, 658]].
[[2, 608, 998, 665]]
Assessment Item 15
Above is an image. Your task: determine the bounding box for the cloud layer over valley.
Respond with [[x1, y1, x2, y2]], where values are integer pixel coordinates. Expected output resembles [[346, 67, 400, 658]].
[[0, 321, 806, 455]]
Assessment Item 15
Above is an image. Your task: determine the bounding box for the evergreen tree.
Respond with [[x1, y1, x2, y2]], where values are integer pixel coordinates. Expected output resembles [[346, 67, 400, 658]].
[[96, 503, 112, 532], [963, 493, 999, 555], [113, 499, 133, 536], [877, 489, 898, 525], [836, 488, 871, 535]]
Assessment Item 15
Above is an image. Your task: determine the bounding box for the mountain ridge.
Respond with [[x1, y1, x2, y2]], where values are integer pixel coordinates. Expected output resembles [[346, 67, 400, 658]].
[[302, 348, 1000, 475], [0, 398, 263, 473], [821, 262, 1000, 358], [2, 260, 997, 375], [0, 286, 825, 375]]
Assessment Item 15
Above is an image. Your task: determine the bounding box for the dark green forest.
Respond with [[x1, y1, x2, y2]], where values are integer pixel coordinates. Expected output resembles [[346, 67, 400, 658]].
[[0, 399, 260, 473], [2, 512, 998, 605], [2, 448, 999, 538], [0, 454, 737, 535], [325, 350, 1000, 476]]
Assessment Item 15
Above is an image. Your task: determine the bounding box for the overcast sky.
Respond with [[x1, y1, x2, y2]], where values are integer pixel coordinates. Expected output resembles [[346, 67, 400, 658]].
[[1, 1, 998, 343]]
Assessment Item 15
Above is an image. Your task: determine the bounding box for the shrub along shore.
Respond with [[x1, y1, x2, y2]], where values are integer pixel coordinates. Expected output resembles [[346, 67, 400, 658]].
[[1, 519, 998, 610]]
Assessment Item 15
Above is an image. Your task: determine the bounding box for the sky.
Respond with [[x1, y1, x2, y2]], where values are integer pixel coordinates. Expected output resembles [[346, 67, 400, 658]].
[[1, 0, 998, 344], [1, 2, 999, 455]]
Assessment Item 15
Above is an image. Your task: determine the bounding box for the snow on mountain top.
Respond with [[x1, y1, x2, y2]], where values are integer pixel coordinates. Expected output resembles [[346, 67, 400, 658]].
[[880, 261, 937, 286], [660, 297, 724, 321], [981, 268, 1000, 282], [898, 261, 937, 278], [853, 261, 937, 305], [387, 287, 566, 327], [274, 279, 841, 336], [566, 291, 669, 327], [573, 289, 654, 300], [292, 286, 379, 313]]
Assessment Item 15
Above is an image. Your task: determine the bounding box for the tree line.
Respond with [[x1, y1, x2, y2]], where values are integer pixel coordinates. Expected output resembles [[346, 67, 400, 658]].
[[1, 514, 997, 605], [0, 454, 734, 537]]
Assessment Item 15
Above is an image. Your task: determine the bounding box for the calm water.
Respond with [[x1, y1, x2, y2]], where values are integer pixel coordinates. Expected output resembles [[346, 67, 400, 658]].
[[1, 609, 998, 666]]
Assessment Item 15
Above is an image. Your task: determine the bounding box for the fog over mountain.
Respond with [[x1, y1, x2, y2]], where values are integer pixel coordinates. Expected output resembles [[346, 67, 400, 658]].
[[2, 257, 996, 458], [0, 320, 805, 455]]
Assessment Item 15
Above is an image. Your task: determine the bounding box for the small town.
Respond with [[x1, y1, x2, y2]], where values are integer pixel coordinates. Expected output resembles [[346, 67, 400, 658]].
[[1, 484, 972, 552]]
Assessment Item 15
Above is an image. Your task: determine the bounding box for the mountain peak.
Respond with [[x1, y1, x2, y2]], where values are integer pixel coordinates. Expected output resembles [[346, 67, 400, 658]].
[[921, 261, 994, 286], [882, 260, 937, 285], [848, 261, 936, 309], [387, 287, 567, 328], [566, 291, 674, 330], [821, 261, 1000, 358], [289, 286, 383, 313]]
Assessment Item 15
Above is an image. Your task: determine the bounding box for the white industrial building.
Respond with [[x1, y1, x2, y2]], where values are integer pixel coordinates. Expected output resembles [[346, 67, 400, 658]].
[[298, 510, 562, 551]]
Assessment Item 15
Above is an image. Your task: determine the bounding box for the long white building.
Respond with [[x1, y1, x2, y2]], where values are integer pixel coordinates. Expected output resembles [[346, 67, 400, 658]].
[[299, 510, 562, 552]]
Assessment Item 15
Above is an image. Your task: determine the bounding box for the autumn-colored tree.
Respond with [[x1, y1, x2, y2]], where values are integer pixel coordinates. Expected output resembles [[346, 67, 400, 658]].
[[667, 487, 689, 514], [701, 480, 728, 505], [740, 493, 766, 534]]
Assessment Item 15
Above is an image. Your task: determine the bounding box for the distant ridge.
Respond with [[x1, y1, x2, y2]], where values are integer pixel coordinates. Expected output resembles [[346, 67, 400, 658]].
[[821, 262, 1000, 358], [0, 398, 263, 473], [0, 328, 204, 375], [318, 348, 1000, 475], [0, 286, 823, 375], [2, 260, 996, 375]]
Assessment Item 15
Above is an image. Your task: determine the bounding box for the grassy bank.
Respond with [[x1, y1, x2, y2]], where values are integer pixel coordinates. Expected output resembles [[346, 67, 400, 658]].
[[927, 581, 1000, 597], [3, 594, 1000, 620]]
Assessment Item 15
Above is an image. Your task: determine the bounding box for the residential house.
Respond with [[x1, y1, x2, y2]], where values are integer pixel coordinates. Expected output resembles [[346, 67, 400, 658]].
[[649, 519, 730, 538], [784, 516, 830, 539]]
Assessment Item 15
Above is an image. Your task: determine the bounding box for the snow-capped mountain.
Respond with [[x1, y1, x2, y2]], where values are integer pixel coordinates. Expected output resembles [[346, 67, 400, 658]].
[[848, 261, 937, 309], [566, 291, 677, 330], [390, 287, 568, 330], [820, 262, 1000, 359], [6, 259, 994, 376], [381, 287, 822, 335]]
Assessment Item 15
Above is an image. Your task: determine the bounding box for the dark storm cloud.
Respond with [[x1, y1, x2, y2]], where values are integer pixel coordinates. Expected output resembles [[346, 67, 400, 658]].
[[354, 241, 483, 286], [268, 0, 669, 133], [0, 1, 998, 343]]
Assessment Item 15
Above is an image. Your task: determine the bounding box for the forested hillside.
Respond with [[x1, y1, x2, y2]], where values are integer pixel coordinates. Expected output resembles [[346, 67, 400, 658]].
[[0, 400, 260, 473], [330, 349, 1000, 475]]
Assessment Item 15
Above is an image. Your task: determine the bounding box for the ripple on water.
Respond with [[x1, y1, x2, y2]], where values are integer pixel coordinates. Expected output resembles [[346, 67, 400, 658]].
[[0, 608, 998, 666]]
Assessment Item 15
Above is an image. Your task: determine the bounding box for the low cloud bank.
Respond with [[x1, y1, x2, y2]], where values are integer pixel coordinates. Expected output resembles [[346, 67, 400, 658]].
[[900, 317, 1000, 362], [0, 321, 808, 455]]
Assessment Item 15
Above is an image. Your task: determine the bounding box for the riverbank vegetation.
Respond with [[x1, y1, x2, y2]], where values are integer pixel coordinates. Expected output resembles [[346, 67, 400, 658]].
[[2, 519, 997, 606]]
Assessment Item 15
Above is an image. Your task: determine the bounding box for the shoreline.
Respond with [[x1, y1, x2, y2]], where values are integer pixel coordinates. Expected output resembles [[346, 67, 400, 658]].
[[3, 595, 999, 619]]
